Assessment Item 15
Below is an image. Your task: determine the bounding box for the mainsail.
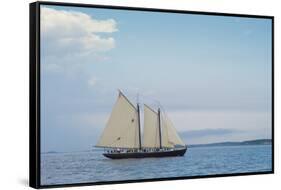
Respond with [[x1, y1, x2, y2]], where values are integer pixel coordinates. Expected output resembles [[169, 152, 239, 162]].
[[96, 92, 140, 148], [143, 104, 160, 148]]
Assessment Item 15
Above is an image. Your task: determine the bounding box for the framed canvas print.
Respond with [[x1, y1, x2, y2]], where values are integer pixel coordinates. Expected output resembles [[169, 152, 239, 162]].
[[29, 1, 274, 188]]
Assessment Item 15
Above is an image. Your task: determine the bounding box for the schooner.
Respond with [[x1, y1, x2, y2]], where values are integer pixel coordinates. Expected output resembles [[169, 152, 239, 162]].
[[95, 90, 187, 159]]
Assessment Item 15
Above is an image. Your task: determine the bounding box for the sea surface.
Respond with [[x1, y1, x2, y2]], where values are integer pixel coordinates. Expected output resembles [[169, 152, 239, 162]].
[[41, 145, 272, 185]]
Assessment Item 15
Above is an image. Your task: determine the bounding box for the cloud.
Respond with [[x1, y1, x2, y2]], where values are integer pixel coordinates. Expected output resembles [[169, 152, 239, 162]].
[[41, 7, 117, 58], [88, 77, 98, 87]]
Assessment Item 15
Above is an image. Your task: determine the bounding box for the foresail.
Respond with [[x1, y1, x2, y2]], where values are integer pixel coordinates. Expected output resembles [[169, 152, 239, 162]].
[[161, 114, 185, 147], [143, 105, 160, 148], [96, 92, 139, 148]]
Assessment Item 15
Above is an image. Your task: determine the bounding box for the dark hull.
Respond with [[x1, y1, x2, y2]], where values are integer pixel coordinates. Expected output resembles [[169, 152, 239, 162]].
[[103, 147, 187, 159]]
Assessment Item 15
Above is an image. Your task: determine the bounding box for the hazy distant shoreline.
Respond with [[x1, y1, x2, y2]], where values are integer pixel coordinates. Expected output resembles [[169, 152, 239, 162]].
[[188, 139, 272, 148]]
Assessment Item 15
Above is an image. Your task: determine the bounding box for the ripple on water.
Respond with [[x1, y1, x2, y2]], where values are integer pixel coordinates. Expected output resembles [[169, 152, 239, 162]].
[[41, 145, 272, 185]]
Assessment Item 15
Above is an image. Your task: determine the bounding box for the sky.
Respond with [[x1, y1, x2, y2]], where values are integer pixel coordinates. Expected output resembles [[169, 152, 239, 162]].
[[40, 5, 272, 152]]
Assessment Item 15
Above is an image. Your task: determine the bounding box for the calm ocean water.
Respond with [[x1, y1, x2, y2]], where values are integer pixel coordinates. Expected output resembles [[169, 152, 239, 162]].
[[41, 145, 272, 185]]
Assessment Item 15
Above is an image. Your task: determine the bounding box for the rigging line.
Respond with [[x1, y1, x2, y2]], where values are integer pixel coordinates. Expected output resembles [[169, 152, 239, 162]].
[[118, 89, 138, 110], [136, 92, 160, 105], [133, 91, 170, 113]]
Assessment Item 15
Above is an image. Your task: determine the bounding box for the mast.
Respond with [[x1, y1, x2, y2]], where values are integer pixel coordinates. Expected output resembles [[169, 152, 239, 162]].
[[137, 103, 142, 149], [158, 108, 162, 149]]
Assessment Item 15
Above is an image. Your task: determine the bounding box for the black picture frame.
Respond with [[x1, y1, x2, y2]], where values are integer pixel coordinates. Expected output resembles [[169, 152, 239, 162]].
[[29, 1, 274, 188]]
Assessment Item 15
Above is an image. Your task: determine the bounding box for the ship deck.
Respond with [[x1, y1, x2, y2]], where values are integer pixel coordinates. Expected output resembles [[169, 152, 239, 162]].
[[103, 147, 187, 159]]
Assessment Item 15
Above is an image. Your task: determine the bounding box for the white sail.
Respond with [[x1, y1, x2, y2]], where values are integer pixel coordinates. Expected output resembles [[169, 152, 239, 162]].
[[143, 105, 160, 148], [96, 92, 140, 148], [161, 113, 185, 147]]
